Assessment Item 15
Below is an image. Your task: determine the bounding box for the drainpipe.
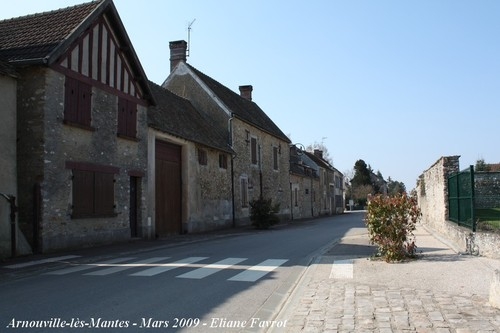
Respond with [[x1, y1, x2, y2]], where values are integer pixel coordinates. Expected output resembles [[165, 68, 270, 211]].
[[1, 193, 17, 257], [228, 116, 236, 227], [258, 144, 263, 199]]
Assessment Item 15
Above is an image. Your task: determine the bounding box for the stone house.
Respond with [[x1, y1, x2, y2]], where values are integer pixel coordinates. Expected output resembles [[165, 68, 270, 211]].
[[306, 150, 345, 215], [0, 0, 155, 253], [163, 41, 292, 225], [289, 145, 320, 220], [147, 81, 235, 235]]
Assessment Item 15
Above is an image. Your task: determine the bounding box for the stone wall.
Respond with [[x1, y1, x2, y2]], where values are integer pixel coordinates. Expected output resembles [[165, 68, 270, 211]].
[[231, 117, 291, 224], [417, 156, 500, 259], [17, 68, 149, 252], [0, 73, 32, 258]]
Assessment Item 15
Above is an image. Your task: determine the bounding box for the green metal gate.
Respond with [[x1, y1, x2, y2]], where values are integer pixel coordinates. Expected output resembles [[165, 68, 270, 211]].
[[448, 165, 476, 231]]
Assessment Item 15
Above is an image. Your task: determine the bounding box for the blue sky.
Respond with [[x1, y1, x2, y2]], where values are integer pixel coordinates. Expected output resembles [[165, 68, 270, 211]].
[[2, 1, 499, 190]]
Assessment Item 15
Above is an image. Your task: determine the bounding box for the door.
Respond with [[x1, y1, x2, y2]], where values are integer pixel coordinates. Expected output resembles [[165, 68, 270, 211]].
[[129, 176, 139, 237], [155, 140, 182, 237]]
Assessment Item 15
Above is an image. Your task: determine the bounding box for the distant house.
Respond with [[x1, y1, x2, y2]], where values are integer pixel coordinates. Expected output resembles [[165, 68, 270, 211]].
[[305, 150, 345, 215], [147, 81, 234, 235], [0, 0, 155, 253], [163, 41, 292, 225], [289, 145, 320, 219]]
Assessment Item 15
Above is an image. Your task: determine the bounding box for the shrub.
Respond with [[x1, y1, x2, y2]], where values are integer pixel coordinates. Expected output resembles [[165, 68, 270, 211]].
[[365, 193, 421, 262], [249, 197, 280, 229]]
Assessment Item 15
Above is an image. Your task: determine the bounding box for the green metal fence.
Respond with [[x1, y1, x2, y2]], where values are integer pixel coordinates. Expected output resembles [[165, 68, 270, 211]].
[[448, 166, 475, 231], [474, 171, 500, 232], [448, 166, 500, 232]]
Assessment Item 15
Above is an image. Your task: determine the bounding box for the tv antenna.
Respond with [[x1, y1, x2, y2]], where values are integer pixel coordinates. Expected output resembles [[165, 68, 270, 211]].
[[187, 18, 196, 57]]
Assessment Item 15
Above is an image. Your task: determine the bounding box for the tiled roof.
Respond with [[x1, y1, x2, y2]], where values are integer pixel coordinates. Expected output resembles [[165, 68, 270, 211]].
[[305, 151, 334, 171], [0, 1, 103, 63], [148, 81, 233, 154], [187, 64, 291, 143]]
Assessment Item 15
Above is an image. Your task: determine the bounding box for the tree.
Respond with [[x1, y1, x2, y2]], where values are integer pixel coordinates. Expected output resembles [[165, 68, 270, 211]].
[[475, 158, 491, 172], [306, 141, 333, 164], [387, 177, 406, 195], [351, 159, 371, 187]]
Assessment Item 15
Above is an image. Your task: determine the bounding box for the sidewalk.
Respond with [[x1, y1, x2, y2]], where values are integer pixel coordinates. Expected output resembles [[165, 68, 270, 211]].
[[271, 224, 500, 333]]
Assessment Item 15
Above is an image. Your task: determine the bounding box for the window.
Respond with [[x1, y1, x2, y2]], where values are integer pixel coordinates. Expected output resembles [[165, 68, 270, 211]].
[[241, 178, 248, 208], [198, 148, 207, 165], [118, 98, 137, 139], [64, 76, 92, 128], [219, 154, 228, 169], [67, 162, 118, 218], [273, 146, 279, 170], [251, 137, 257, 165]]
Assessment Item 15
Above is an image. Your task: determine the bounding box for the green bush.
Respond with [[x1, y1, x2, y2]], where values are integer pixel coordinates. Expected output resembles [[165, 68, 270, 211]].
[[249, 198, 280, 229], [365, 193, 421, 262]]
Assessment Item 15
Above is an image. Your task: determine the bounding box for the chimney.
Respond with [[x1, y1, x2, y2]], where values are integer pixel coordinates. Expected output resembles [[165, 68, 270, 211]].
[[314, 149, 323, 159], [169, 40, 187, 72], [239, 85, 253, 101]]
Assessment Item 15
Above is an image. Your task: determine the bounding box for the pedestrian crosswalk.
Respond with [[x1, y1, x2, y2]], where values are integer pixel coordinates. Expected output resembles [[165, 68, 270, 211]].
[[40, 256, 288, 282]]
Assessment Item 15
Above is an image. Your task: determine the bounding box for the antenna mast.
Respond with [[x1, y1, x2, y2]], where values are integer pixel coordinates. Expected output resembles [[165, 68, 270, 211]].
[[187, 18, 196, 57]]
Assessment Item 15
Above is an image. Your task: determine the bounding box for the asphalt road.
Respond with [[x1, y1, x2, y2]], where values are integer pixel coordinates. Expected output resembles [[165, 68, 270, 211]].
[[0, 212, 365, 333]]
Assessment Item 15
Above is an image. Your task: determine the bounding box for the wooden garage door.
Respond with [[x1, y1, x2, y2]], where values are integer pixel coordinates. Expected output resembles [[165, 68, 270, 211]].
[[155, 140, 182, 237]]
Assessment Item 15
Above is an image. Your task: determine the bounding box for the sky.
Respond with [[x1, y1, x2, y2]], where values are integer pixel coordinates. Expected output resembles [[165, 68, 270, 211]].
[[2, 1, 499, 190]]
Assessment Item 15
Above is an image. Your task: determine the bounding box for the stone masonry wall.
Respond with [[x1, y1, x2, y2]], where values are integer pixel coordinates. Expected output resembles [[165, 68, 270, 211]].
[[18, 68, 148, 252], [417, 156, 500, 258]]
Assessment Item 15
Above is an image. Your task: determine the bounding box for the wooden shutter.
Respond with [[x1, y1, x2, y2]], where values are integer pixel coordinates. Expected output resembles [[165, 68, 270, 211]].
[[126, 101, 137, 138], [251, 138, 257, 164], [273, 147, 279, 170], [64, 77, 78, 123], [94, 172, 115, 216], [78, 81, 92, 126], [72, 170, 94, 217], [117, 98, 127, 136]]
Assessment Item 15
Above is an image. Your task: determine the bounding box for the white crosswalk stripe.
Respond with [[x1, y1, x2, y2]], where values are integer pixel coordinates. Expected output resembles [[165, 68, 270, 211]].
[[6, 255, 81, 269], [228, 259, 288, 282], [41, 256, 288, 282], [85, 257, 170, 276], [329, 259, 354, 279], [46, 257, 136, 275], [176, 257, 247, 279], [129, 257, 208, 277]]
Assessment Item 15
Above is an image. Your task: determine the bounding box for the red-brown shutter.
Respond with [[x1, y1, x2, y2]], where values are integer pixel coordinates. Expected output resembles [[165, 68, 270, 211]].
[[126, 101, 137, 138], [117, 98, 127, 136], [94, 172, 115, 216], [64, 77, 78, 123], [251, 138, 257, 164], [72, 170, 94, 217], [78, 81, 92, 127]]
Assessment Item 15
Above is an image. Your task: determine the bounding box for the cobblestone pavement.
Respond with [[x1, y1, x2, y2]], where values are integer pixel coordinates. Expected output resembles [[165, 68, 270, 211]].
[[270, 226, 500, 333]]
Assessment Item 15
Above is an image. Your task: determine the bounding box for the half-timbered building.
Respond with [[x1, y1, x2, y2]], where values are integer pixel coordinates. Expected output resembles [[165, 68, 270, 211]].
[[0, 0, 154, 252]]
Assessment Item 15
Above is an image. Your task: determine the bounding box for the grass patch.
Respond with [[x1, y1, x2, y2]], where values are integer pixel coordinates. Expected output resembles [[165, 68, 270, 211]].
[[476, 208, 500, 232]]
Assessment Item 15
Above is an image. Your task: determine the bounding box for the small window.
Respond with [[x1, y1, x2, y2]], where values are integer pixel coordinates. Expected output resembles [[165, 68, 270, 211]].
[[273, 146, 279, 170], [219, 154, 228, 169], [251, 137, 257, 165], [69, 164, 118, 219], [198, 148, 207, 165], [64, 76, 92, 129], [118, 97, 137, 139], [241, 178, 248, 208]]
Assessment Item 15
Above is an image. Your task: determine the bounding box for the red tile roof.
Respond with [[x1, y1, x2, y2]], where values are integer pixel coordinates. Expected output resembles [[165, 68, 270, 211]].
[[0, 1, 102, 63]]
